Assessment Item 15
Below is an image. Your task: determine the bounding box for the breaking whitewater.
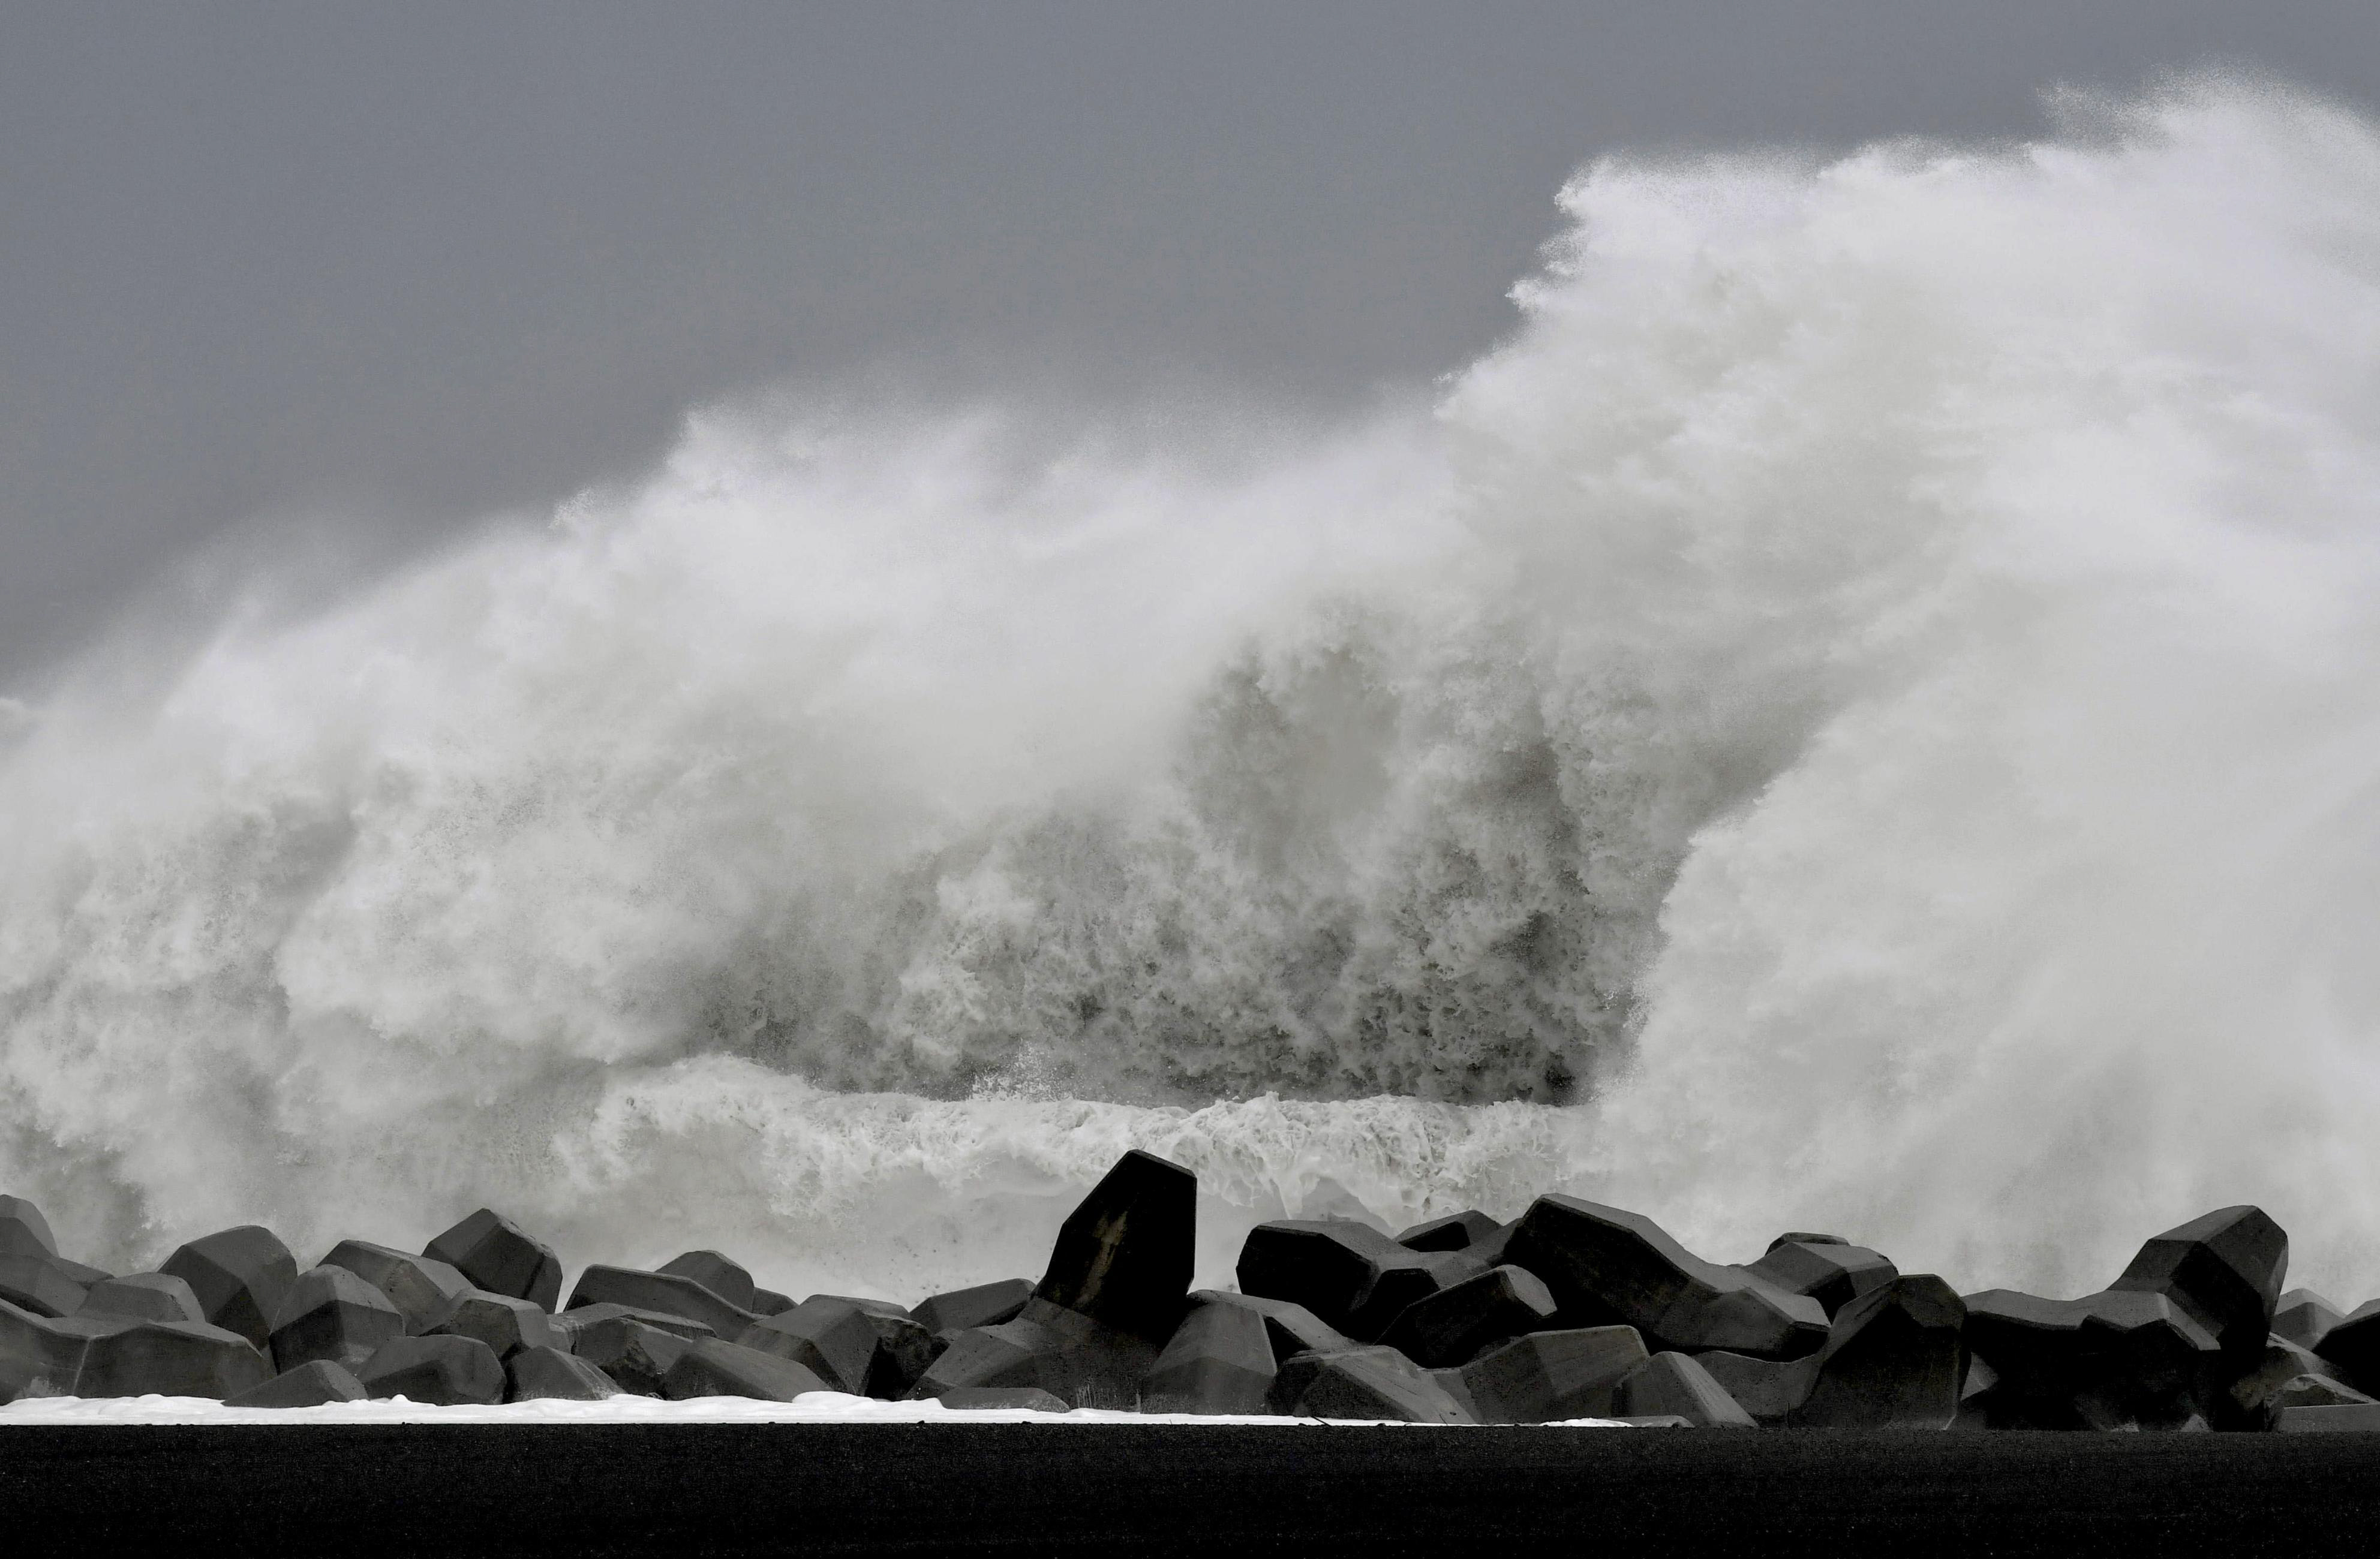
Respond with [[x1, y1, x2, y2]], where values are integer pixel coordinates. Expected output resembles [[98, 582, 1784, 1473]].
[[7, 78, 2380, 1313]]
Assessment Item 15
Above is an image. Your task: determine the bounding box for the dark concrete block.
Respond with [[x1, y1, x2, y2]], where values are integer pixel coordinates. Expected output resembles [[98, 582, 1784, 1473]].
[[0, 1196, 57, 1260], [2227, 1337, 2347, 1424], [1236, 1220, 1459, 1340], [318, 1240, 473, 1334], [77, 1272, 206, 1324], [1502, 1196, 1828, 1359], [905, 1323, 1042, 1398], [566, 1265, 767, 1340], [1267, 1346, 1474, 1423], [160, 1226, 299, 1349], [751, 1287, 796, 1316], [1428, 1367, 1483, 1420], [912, 1278, 1035, 1337], [2109, 1204, 2288, 1363], [1742, 1241, 1899, 1319], [1377, 1264, 1557, 1368], [1613, 1352, 1756, 1427], [1141, 1297, 1276, 1414], [552, 1302, 714, 1348], [0, 1298, 115, 1399], [0, 1253, 91, 1318], [906, 1298, 1159, 1410], [657, 1250, 758, 1312], [1188, 1290, 1357, 1364], [1768, 1233, 1850, 1249], [1465, 1223, 1517, 1269], [423, 1209, 563, 1311], [938, 1386, 1069, 1412], [1963, 1287, 2221, 1430], [1395, 1211, 1502, 1253], [80, 1318, 274, 1399], [1693, 1351, 1821, 1426], [661, 1337, 831, 1401], [804, 1300, 940, 1397], [506, 1344, 620, 1401], [226, 1360, 368, 1407], [356, 1334, 506, 1405], [738, 1296, 879, 1394], [568, 1314, 696, 1397], [2273, 1289, 2343, 1352], [2315, 1298, 2380, 1394], [2276, 1402, 2380, 1432], [1033, 1149, 1196, 1343], [1457, 1326, 1650, 1423], [268, 1265, 406, 1371], [1791, 1275, 1965, 1428], [427, 1289, 558, 1359], [2277, 1373, 2375, 1410]]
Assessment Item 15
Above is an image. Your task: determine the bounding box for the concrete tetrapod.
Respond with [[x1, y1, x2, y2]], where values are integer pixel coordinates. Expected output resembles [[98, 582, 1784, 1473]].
[[0, 1196, 56, 1260], [2273, 1289, 2343, 1353], [1613, 1352, 1756, 1427], [1789, 1275, 1966, 1428], [2229, 1337, 2368, 1425], [268, 1266, 407, 1371], [1140, 1296, 1277, 1414], [77, 1317, 272, 1398], [552, 1303, 714, 1346], [356, 1334, 507, 1405], [506, 1345, 620, 1401], [1456, 1326, 1650, 1423], [1395, 1211, 1503, 1254], [570, 1316, 701, 1396], [1267, 1346, 1474, 1423], [739, 1296, 880, 1395], [2313, 1298, 2380, 1394], [226, 1360, 369, 1408], [1961, 1288, 2222, 1429], [318, 1241, 473, 1334], [803, 1298, 941, 1397], [1186, 1291, 1356, 1364], [1501, 1196, 1828, 1360], [0, 1254, 91, 1318], [1033, 1149, 1197, 1344], [909, 1298, 1161, 1410], [161, 1227, 299, 1350], [568, 1266, 768, 1341], [912, 1278, 1034, 1337], [1236, 1220, 1474, 1340], [2108, 1205, 2288, 1367], [1742, 1241, 1900, 1319], [657, 1251, 758, 1311], [423, 1210, 564, 1311], [1375, 1264, 1558, 1368], [78, 1272, 206, 1324], [427, 1289, 558, 1359], [661, 1338, 831, 1402]]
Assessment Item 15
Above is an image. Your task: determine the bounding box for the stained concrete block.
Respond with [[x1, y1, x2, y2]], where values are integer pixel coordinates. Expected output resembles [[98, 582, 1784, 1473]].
[[1032, 1150, 1196, 1343]]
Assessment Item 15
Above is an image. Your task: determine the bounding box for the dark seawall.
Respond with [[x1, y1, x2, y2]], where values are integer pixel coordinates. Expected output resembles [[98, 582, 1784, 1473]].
[[7, 1423, 2380, 1555]]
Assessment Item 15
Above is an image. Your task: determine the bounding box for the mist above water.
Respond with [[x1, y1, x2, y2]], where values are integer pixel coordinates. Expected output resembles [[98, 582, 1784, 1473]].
[[7, 79, 2380, 1303]]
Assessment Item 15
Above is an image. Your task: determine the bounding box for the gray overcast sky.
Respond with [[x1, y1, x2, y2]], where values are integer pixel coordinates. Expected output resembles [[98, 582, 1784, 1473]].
[[6, 2, 2380, 681]]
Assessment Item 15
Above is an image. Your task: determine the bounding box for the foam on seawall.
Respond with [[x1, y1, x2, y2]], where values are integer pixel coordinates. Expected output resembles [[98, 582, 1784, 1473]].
[[5, 77, 2380, 1302]]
